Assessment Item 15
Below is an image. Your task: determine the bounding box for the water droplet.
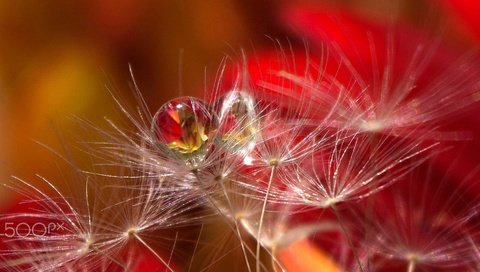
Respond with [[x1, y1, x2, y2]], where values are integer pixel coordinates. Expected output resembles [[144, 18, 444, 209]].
[[217, 91, 258, 151], [152, 97, 216, 156]]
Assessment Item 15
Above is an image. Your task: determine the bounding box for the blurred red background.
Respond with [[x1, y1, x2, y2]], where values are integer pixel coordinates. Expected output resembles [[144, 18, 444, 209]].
[[0, 1, 476, 270]]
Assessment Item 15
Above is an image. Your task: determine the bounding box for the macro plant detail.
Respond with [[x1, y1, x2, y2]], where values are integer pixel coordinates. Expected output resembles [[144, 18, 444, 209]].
[[2, 2, 480, 272]]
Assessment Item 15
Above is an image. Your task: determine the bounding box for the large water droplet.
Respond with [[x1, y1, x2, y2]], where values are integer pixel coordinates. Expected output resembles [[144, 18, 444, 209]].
[[152, 97, 216, 157]]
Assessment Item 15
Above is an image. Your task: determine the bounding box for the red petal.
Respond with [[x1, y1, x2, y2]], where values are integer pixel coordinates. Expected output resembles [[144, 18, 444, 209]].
[[440, 0, 480, 42]]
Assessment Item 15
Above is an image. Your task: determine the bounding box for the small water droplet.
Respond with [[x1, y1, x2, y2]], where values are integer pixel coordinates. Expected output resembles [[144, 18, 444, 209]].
[[217, 90, 258, 152]]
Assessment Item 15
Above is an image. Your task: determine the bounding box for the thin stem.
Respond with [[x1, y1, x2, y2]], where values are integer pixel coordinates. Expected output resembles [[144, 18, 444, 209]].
[[256, 165, 277, 272], [219, 181, 253, 272], [407, 259, 416, 272], [168, 232, 179, 267], [239, 217, 284, 271], [193, 171, 253, 272], [187, 224, 204, 272], [271, 245, 279, 272], [133, 233, 174, 272], [91, 246, 128, 270], [270, 245, 286, 272], [331, 204, 364, 272]]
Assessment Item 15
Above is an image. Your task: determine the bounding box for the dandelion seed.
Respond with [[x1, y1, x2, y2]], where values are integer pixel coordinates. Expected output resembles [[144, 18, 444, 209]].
[[352, 167, 480, 271], [280, 7, 480, 140], [0, 176, 126, 271]]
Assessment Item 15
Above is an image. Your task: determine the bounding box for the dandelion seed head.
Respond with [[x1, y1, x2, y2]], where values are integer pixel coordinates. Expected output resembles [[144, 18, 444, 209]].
[[124, 227, 138, 238], [77, 238, 94, 255], [353, 168, 479, 271], [268, 158, 280, 167], [0, 176, 126, 271], [322, 197, 341, 207], [257, 130, 438, 210], [359, 119, 388, 132], [405, 252, 419, 263]]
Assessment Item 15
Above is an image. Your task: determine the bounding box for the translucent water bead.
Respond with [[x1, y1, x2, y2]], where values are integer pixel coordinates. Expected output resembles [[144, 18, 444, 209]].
[[152, 97, 217, 157], [218, 91, 258, 151]]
